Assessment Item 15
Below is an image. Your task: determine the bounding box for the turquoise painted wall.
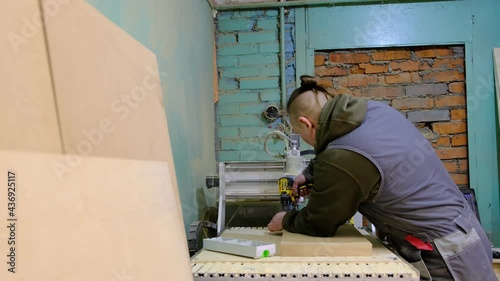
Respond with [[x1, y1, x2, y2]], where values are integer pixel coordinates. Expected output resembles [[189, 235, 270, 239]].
[[86, 0, 217, 234], [215, 9, 300, 162], [298, 0, 500, 246]]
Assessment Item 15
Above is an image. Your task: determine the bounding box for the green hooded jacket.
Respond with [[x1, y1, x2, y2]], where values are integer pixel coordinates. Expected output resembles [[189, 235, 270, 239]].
[[282, 94, 381, 236]]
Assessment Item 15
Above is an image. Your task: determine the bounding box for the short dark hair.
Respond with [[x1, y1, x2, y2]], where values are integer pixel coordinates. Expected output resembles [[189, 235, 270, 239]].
[[286, 75, 332, 111]]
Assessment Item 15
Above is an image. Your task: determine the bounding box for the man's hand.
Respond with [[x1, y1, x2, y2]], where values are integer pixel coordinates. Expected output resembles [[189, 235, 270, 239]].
[[292, 173, 307, 195], [267, 211, 287, 232]]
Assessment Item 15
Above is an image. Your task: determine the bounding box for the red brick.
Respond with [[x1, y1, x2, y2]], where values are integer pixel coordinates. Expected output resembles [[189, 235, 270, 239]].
[[432, 136, 451, 148], [435, 147, 468, 160], [329, 88, 353, 95], [451, 109, 466, 120], [434, 96, 466, 107], [361, 86, 404, 98], [443, 161, 459, 173], [385, 72, 421, 84], [450, 173, 468, 185], [415, 48, 454, 58], [316, 66, 348, 77], [405, 84, 448, 96], [372, 50, 411, 61], [330, 53, 370, 63], [336, 75, 380, 88], [390, 62, 400, 71], [350, 65, 366, 74], [317, 77, 333, 88], [315, 54, 326, 66], [392, 98, 433, 110], [423, 70, 464, 83], [458, 159, 468, 172], [400, 61, 420, 71], [359, 63, 389, 74], [419, 61, 432, 70], [451, 134, 467, 146], [351, 89, 362, 96], [432, 122, 467, 134], [449, 82, 465, 93], [433, 58, 464, 69]]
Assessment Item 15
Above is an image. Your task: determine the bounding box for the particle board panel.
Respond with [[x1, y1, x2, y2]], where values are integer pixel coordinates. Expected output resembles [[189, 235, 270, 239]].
[[0, 0, 61, 153], [280, 224, 373, 257], [0, 150, 192, 281], [41, 0, 172, 164]]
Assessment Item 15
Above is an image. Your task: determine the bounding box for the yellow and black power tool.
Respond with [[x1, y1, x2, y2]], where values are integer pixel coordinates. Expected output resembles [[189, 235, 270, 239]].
[[278, 176, 313, 211], [276, 133, 312, 211]]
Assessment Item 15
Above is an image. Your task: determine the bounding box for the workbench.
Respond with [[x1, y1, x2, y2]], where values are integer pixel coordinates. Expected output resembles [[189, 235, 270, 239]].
[[191, 227, 420, 280]]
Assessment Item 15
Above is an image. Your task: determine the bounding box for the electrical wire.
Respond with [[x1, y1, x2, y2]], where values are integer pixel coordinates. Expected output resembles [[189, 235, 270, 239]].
[[263, 130, 291, 158]]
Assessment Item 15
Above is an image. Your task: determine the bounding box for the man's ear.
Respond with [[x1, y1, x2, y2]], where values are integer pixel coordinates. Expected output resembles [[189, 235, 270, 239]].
[[298, 116, 313, 129]]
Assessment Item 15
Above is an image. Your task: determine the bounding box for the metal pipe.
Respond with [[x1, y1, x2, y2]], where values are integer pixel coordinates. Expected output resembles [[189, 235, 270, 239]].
[[214, 0, 388, 11], [279, 5, 287, 113]]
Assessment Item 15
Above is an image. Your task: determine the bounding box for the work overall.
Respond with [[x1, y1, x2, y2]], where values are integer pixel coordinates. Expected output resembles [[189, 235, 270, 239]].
[[328, 101, 496, 281]]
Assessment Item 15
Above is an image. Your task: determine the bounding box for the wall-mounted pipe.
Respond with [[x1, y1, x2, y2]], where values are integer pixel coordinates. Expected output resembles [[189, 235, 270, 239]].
[[214, 0, 406, 11], [279, 4, 286, 113]]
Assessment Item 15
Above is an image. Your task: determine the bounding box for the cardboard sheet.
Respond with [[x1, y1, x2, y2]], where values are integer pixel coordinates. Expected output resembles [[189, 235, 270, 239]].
[[1, 1, 192, 280], [280, 224, 373, 257], [0, 0, 61, 153], [42, 0, 172, 163], [0, 150, 192, 281]]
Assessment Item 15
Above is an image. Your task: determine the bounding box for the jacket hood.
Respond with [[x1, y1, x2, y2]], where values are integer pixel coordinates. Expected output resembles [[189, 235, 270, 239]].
[[315, 94, 368, 154]]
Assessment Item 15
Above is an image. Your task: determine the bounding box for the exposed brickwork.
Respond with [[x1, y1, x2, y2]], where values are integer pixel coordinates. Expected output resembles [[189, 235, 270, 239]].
[[315, 46, 468, 187], [215, 10, 296, 162]]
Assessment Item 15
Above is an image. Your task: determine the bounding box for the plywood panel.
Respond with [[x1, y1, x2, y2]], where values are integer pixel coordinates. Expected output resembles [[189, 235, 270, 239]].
[[280, 224, 373, 257], [41, 0, 172, 163], [0, 0, 61, 153], [0, 150, 192, 281]]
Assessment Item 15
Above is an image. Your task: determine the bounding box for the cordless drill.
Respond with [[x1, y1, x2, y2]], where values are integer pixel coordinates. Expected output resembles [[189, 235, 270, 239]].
[[279, 177, 312, 211], [278, 133, 313, 211]]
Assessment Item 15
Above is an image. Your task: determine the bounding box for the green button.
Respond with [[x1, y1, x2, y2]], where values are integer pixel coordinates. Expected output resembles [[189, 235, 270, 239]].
[[262, 250, 270, 258]]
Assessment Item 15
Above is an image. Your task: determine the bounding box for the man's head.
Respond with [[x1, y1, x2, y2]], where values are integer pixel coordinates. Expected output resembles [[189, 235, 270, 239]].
[[287, 75, 333, 147]]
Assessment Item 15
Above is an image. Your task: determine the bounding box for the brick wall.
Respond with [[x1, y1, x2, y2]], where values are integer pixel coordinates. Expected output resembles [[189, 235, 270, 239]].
[[215, 9, 295, 162], [315, 46, 468, 187]]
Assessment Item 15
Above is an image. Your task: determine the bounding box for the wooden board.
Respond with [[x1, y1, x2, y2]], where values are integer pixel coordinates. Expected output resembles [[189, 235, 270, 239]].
[[0, 0, 61, 153], [280, 224, 373, 257], [42, 0, 172, 163], [0, 150, 192, 281]]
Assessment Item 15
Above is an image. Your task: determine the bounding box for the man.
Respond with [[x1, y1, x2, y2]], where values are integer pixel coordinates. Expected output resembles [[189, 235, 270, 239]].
[[267, 75, 496, 280]]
